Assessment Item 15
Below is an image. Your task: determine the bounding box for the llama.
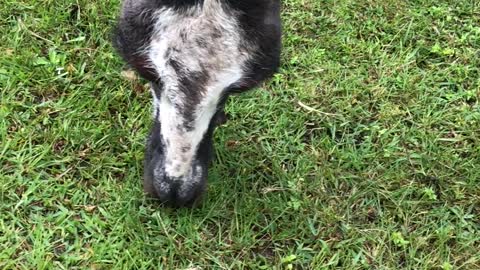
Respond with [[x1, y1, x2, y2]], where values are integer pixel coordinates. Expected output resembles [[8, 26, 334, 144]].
[[114, 0, 282, 207]]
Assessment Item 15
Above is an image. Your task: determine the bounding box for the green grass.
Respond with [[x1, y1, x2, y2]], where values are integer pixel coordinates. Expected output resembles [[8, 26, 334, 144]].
[[1, 0, 479, 269]]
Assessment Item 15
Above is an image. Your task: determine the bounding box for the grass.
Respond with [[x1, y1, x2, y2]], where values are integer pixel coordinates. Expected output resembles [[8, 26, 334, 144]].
[[1, 0, 479, 269]]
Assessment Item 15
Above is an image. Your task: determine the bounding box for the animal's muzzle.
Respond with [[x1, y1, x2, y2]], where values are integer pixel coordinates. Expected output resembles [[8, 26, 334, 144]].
[[144, 157, 208, 207], [142, 113, 220, 207]]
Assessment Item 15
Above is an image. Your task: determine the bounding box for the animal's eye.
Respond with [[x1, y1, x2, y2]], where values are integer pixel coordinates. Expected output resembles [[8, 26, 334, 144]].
[[151, 80, 164, 94]]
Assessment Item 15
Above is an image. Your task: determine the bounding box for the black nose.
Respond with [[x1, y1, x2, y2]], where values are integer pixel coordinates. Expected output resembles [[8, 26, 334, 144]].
[[143, 158, 207, 207]]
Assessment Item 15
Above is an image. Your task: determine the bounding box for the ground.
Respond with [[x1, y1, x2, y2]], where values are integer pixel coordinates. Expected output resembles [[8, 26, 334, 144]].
[[1, 0, 479, 269]]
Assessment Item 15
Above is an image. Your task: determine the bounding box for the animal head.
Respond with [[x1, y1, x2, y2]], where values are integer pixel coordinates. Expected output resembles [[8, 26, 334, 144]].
[[114, 0, 281, 207]]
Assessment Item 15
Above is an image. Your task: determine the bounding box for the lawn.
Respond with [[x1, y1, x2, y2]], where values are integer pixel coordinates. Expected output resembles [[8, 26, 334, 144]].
[[1, 0, 479, 269]]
